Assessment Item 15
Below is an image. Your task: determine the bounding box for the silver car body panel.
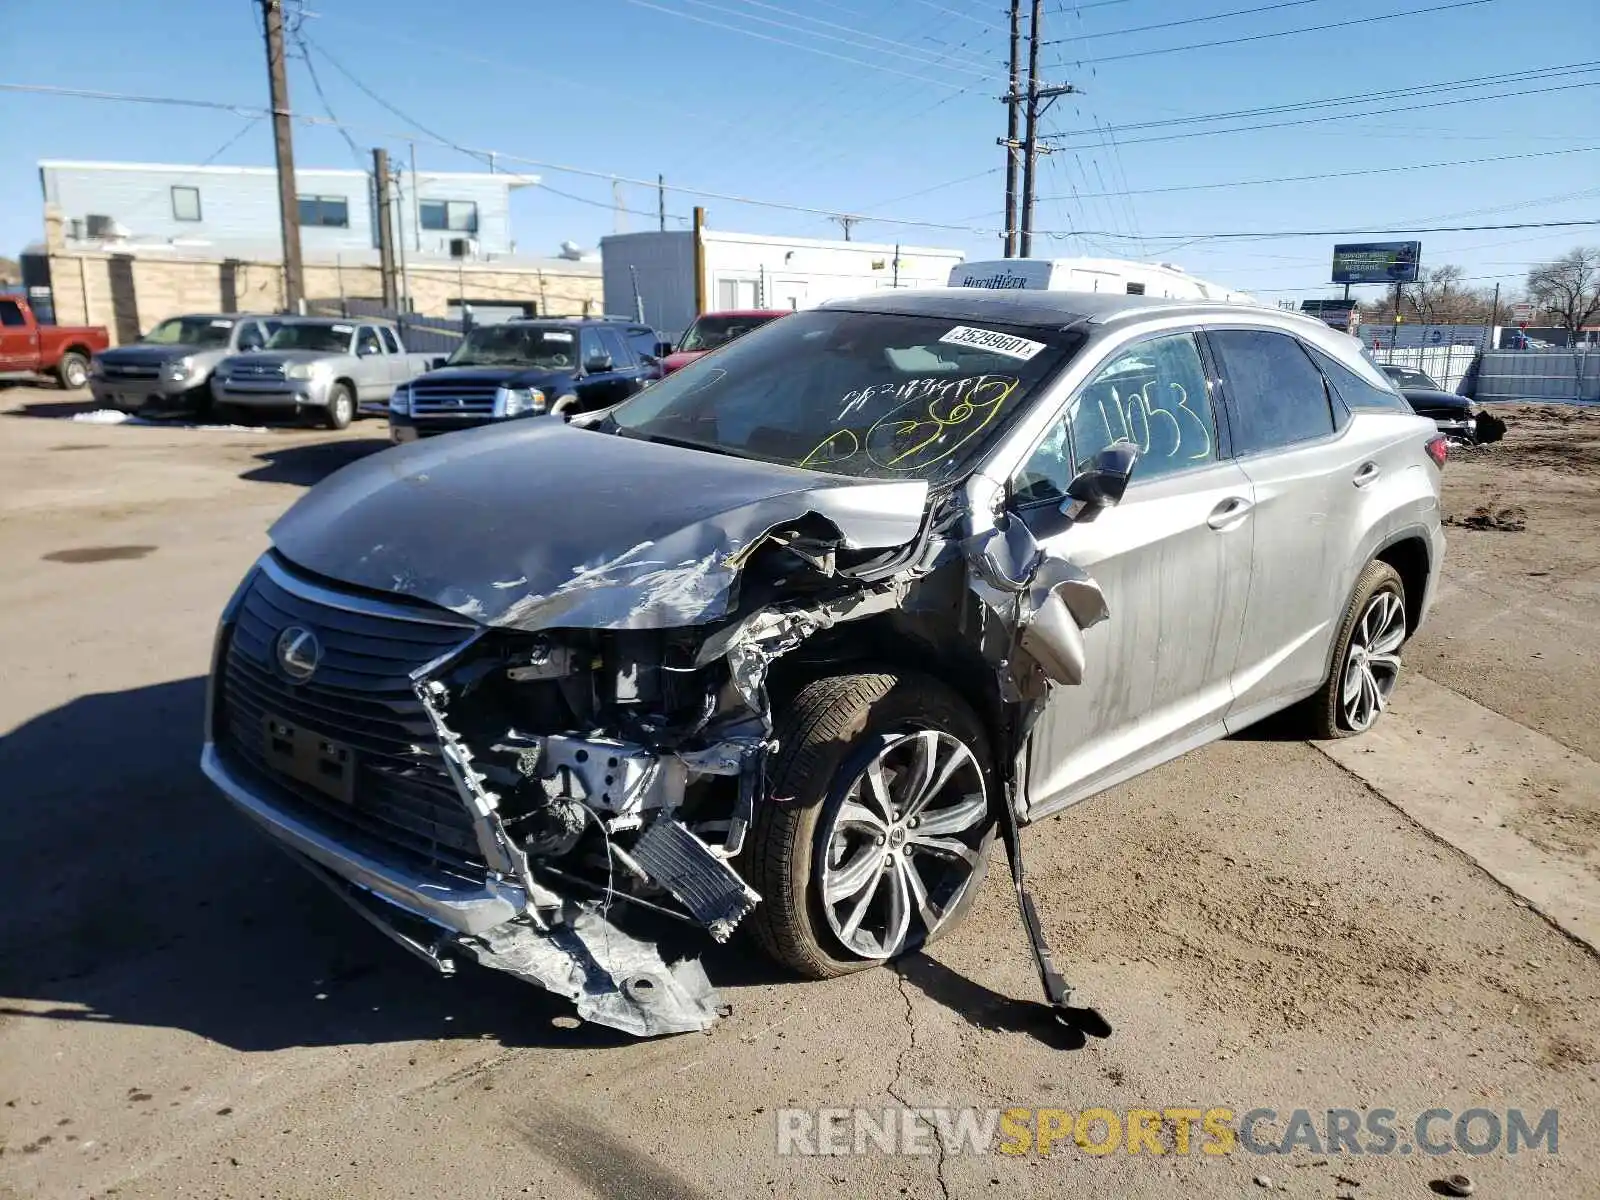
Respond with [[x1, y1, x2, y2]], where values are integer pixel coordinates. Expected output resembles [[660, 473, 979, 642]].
[[202, 289, 1446, 1035]]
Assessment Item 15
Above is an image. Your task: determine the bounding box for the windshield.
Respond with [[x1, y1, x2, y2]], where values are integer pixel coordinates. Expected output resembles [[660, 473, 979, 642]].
[[1382, 365, 1440, 390], [612, 309, 1079, 482], [265, 324, 354, 354], [141, 317, 234, 347], [446, 324, 578, 369], [678, 313, 780, 354]]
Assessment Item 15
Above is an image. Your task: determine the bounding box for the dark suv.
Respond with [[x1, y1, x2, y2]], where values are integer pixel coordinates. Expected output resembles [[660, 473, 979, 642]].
[[389, 317, 666, 441]]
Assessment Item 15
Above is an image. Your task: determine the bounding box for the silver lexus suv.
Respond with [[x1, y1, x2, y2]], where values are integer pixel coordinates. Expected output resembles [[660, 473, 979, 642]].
[[202, 289, 1447, 1037]]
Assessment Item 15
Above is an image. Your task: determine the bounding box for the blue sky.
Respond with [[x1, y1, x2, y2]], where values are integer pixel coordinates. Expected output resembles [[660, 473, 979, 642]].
[[1, 0, 1596, 302]]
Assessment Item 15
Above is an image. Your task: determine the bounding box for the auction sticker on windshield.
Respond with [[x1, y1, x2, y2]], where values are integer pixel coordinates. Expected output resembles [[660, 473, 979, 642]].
[[939, 326, 1046, 361]]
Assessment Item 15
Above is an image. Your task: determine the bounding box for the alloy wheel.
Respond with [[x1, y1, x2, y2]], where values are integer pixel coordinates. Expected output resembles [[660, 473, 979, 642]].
[[818, 730, 989, 960], [64, 359, 88, 388], [1341, 588, 1405, 732]]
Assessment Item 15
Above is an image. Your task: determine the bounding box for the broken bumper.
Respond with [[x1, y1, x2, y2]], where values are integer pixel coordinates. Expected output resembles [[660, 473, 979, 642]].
[[203, 742, 726, 1036]]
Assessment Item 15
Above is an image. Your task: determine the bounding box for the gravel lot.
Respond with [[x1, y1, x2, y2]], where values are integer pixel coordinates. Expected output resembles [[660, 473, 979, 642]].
[[2, 386, 1597, 1199]]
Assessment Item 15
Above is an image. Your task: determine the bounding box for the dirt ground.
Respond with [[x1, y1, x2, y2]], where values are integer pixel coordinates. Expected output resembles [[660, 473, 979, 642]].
[[1, 387, 1597, 1199]]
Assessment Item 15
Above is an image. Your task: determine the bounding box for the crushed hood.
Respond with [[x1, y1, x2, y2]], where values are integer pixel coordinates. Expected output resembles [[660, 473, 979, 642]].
[[269, 418, 929, 630]]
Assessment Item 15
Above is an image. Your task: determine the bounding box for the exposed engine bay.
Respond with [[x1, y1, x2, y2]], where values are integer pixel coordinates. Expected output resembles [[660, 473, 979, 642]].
[[210, 417, 1115, 1038]]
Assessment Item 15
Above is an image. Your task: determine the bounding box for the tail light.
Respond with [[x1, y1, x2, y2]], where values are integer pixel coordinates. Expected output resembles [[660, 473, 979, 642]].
[[1425, 434, 1449, 467]]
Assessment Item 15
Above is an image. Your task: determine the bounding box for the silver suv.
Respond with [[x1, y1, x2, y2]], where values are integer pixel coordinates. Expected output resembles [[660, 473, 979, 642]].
[[202, 289, 1446, 1037]]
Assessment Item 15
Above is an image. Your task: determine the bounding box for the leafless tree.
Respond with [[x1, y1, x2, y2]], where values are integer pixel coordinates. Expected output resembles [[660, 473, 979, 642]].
[[0, 256, 20, 285], [1403, 264, 1498, 324], [1525, 247, 1600, 333]]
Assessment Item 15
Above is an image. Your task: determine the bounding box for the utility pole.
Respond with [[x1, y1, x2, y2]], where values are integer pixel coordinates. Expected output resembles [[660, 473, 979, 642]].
[[1000, 0, 1022, 257], [260, 0, 304, 312], [658, 174, 666, 232], [373, 148, 398, 309], [831, 215, 860, 241], [1017, 0, 1078, 258], [692, 206, 707, 316]]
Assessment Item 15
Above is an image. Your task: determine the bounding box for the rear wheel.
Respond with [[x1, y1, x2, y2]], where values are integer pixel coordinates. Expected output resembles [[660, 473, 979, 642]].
[[57, 352, 89, 391], [1299, 560, 1407, 739], [322, 383, 355, 430], [744, 673, 995, 979]]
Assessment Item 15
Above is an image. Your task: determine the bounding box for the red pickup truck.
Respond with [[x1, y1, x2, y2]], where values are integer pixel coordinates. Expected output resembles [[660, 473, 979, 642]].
[[0, 294, 111, 389]]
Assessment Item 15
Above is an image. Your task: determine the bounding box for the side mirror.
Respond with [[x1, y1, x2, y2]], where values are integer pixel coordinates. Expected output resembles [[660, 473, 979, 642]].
[[583, 353, 613, 374], [655, 340, 674, 358], [431, 355, 447, 369], [1065, 441, 1138, 515], [358, 343, 379, 357]]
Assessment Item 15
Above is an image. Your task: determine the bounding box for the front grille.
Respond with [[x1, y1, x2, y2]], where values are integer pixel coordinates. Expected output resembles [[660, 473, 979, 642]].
[[410, 379, 499, 416], [104, 363, 161, 380], [230, 361, 287, 381], [215, 561, 487, 879]]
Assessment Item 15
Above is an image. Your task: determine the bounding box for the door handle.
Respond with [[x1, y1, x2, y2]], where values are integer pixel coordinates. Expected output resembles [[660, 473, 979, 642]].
[[1207, 495, 1254, 530], [1353, 461, 1382, 488]]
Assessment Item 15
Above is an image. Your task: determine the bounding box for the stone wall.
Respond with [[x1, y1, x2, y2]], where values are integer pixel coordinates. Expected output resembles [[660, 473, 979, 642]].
[[45, 251, 603, 345]]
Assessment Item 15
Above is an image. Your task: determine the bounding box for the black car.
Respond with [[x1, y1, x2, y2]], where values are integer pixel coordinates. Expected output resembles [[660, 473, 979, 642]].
[[389, 318, 666, 441], [1378, 364, 1501, 445]]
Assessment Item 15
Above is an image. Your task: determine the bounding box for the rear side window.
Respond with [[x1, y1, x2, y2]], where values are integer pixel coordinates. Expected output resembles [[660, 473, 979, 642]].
[[1307, 345, 1411, 413], [0, 300, 24, 327], [1208, 329, 1336, 455], [379, 326, 401, 354]]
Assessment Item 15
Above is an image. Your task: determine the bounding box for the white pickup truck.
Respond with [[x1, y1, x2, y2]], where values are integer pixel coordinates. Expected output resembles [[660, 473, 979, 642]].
[[210, 317, 443, 428]]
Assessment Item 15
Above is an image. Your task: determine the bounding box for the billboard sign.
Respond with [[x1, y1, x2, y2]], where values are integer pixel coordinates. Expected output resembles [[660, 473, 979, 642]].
[[1331, 241, 1421, 284]]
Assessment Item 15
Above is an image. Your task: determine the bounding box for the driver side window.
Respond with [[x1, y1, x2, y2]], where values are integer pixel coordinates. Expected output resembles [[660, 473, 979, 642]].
[[1012, 333, 1217, 506]]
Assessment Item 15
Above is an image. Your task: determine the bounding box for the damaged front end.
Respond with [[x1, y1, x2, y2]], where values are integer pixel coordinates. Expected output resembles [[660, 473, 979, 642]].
[[202, 422, 1124, 1038]]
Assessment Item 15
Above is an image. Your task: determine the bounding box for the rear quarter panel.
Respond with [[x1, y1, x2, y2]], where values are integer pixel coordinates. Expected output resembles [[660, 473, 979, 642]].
[[35, 323, 110, 367]]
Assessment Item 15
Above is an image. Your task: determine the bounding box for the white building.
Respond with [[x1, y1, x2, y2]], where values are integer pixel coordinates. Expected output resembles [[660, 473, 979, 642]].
[[602, 228, 965, 339], [38, 160, 535, 261]]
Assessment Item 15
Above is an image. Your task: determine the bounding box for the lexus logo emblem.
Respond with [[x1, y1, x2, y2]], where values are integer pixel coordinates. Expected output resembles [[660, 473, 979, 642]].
[[275, 626, 322, 682]]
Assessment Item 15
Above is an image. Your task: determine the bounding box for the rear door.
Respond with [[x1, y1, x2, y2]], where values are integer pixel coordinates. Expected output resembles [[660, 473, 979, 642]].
[[377, 326, 410, 387], [0, 298, 35, 371], [1205, 327, 1370, 729], [1019, 330, 1255, 817]]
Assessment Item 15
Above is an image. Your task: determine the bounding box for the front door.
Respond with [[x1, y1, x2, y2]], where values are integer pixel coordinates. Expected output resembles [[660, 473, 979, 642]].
[[1016, 331, 1254, 818], [1203, 328, 1362, 729], [352, 325, 387, 401], [0, 298, 34, 371]]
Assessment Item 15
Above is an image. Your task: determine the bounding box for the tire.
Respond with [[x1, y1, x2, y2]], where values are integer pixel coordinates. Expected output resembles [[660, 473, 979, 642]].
[[1296, 560, 1407, 740], [743, 673, 996, 979], [57, 351, 89, 391], [322, 383, 355, 430]]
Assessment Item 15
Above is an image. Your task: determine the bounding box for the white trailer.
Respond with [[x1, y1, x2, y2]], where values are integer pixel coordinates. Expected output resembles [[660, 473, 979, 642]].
[[602, 229, 966, 341], [949, 257, 1260, 304]]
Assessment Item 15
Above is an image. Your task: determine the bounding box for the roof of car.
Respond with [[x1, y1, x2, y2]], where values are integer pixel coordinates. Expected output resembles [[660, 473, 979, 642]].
[[820, 287, 1305, 330], [506, 316, 649, 328], [275, 315, 398, 327], [696, 309, 790, 319]]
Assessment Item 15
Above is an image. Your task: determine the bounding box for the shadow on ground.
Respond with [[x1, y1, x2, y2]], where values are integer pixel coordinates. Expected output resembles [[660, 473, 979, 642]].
[[241, 437, 390, 486], [3, 395, 99, 420], [0, 677, 670, 1052], [1, 675, 1053, 1053]]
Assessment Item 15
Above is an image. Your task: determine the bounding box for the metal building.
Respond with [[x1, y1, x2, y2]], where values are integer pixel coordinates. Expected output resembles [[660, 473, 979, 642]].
[[38, 160, 535, 260]]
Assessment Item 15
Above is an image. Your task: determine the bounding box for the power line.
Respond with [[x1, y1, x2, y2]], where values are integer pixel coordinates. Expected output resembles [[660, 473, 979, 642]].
[[1049, 60, 1598, 137], [1046, 76, 1600, 150], [1061, 0, 1334, 42], [291, 28, 365, 169], [1062, 0, 1503, 65], [9, 79, 1599, 243], [1039, 143, 1600, 200], [715, 0, 999, 71], [664, 0, 997, 75], [619, 0, 974, 88]]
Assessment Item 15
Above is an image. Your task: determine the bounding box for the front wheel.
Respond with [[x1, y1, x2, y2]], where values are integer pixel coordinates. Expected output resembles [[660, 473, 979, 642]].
[[57, 352, 89, 391], [321, 383, 355, 430], [1300, 560, 1407, 739], [744, 673, 995, 979]]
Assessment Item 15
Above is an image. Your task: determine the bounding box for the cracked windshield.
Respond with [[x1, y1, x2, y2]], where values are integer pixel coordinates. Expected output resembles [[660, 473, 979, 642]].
[[613, 309, 1079, 480]]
